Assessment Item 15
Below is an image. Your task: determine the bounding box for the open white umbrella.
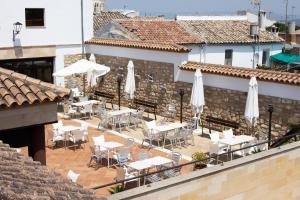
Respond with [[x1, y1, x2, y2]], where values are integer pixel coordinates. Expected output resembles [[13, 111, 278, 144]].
[[190, 68, 205, 130], [124, 60, 135, 99], [244, 77, 259, 127], [53, 59, 110, 87]]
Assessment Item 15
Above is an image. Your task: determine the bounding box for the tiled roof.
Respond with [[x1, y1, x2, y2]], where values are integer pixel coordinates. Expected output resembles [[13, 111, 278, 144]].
[[115, 19, 201, 44], [0, 141, 102, 200], [180, 62, 300, 86], [179, 20, 284, 44], [85, 37, 191, 53], [0, 68, 70, 109], [93, 11, 128, 33]]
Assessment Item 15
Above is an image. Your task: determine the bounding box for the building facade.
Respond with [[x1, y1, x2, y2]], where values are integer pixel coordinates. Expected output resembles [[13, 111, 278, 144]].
[[0, 0, 94, 86]]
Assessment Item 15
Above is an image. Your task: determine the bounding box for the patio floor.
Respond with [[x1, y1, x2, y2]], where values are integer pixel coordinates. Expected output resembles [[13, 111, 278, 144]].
[[22, 115, 200, 197]]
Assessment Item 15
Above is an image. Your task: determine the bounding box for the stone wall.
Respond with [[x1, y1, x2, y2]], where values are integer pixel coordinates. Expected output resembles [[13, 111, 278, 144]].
[[109, 141, 300, 200], [64, 54, 88, 91], [67, 53, 300, 137]]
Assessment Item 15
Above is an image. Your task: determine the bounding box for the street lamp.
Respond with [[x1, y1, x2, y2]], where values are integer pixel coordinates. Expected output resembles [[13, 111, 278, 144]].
[[178, 88, 185, 123], [13, 22, 22, 41], [267, 104, 274, 149], [117, 75, 123, 110]]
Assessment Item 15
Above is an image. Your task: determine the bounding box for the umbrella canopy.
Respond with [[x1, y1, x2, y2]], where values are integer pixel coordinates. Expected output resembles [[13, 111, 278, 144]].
[[244, 77, 259, 127], [53, 59, 109, 77], [190, 68, 205, 115], [124, 60, 136, 99], [53, 59, 110, 87]]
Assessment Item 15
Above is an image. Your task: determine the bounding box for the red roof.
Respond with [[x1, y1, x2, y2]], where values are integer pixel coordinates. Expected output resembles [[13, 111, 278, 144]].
[[180, 62, 300, 86], [0, 68, 70, 109], [115, 19, 201, 44]]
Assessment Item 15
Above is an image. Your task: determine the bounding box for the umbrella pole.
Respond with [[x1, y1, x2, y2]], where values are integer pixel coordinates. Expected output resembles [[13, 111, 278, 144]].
[[83, 74, 86, 97]]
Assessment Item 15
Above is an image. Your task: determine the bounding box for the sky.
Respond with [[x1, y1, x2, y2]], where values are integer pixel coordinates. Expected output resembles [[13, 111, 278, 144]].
[[106, 0, 300, 20]]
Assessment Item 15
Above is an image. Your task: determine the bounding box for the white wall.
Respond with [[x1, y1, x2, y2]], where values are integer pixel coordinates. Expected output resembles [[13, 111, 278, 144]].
[[86, 44, 189, 79], [177, 69, 300, 101], [0, 0, 93, 48], [186, 43, 283, 68]]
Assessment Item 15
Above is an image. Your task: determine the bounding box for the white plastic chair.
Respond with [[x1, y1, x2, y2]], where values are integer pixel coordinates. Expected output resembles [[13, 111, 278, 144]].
[[223, 129, 234, 139], [67, 170, 80, 183], [80, 104, 93, 119], [80, 123, 89, 141], [209, 132, 220, 144], [92, 135, 105, 146], [68, 129, 85, 150]]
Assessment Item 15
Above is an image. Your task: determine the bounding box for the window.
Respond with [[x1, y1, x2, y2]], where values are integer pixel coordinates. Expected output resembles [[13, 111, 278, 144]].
[[0, 57, 54, 83], [25, 8, 45, 27], [225, 49, 233, 66], [262, 49, 270, 66]]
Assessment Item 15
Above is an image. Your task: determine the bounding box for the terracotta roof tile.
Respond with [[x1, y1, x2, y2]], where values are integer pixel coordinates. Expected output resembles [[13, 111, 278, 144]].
[[86, 37, 191, 53], [115, 19, 201, 44], [180, 62, 300, 86], [0, 67, 70, 109], [179, 20, 284, 44], [0, 140, 102, 200], [93, 11, 128, 33]]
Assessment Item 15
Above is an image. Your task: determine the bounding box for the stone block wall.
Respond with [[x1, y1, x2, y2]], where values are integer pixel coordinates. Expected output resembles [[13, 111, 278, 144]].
[[66, 53, 300, 138], [64, 54, 88, 91]]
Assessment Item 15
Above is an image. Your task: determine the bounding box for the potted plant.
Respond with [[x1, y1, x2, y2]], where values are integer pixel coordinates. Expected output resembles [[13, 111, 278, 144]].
[[108, 184, 125, 194], [192, 152, 208, 170]]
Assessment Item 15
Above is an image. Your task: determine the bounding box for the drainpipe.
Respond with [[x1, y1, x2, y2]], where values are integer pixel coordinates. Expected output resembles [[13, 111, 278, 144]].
[[80, 0, 86, 96]]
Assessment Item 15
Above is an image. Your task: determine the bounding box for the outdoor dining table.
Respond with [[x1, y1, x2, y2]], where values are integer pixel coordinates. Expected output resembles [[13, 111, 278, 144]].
[[219, 135, 256, 160], [59, 125, 81, 149], [95, 141, 124, 168], [71, 100, 101, 107], [127, 156, 173, 186], [107, 108, 136, 117], [155, 122, 185, 132]]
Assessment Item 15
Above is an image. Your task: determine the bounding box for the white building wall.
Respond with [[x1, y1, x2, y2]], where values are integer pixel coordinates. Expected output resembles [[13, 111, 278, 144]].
[[86, 44, 189, 79], [186, 43, 283, 68], [0, 0, 93, 48], [177, 70, 300, 101]]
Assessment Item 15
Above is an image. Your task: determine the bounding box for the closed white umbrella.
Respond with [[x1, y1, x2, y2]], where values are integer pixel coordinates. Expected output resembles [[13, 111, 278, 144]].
[[190, 68, 205, 115], [244, 77, 259, 127], [87, 54, 102, 87], [190, 69, 205, 131], [89, 53, 96, 63], [124, 60, 135, 99]]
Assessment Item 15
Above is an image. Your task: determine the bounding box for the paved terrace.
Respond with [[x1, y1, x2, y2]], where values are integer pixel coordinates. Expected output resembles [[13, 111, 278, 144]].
[[22, 114, 205, 197]]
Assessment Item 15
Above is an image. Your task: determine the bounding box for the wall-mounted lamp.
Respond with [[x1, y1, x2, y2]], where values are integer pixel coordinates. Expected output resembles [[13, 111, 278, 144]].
[[13, 22, 22, 41], [147, 74, 154, 82]]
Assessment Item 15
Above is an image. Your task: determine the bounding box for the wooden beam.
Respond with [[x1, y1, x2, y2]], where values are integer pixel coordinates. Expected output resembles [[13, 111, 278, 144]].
[[0, 102, 58, 131]]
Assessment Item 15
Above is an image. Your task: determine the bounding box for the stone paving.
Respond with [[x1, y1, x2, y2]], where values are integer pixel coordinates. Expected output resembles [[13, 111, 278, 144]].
[[19, 108, 220, 197]]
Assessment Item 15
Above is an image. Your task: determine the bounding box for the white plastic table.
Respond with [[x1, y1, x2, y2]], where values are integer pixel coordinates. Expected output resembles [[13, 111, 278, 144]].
[[127, 156, 173, 186], [107, 108, 135, 117], [96, 141, 124, 168], [155, 123, 185, 132], [72, 100, 101, 107], [219, 135, 255, 160]]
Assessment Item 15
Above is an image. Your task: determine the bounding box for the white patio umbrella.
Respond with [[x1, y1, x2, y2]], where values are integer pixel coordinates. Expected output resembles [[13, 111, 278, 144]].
[[244, 77, 259, 127], [124, 60, 136, 99], [53, 59, 110, 87], [89, 53, 96, 63], [190, 68, 205, 129]]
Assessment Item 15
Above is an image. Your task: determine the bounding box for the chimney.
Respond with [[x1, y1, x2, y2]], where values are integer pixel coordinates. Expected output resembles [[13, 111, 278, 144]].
[[271, 26, 279, 36], [288, 21, 296, 34], [250, 23, 259, 37], [258, 11, 266, 31]]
